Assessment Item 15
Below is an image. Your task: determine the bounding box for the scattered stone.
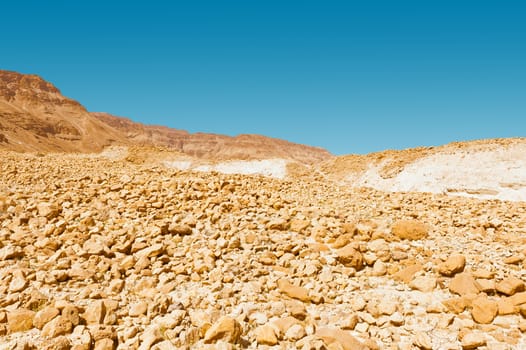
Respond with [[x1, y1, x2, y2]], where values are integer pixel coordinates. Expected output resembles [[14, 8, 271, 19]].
[[285, 323, 306, 341], [336, 245, 364, 270], [471, 295, 498, 324], [255, 324, 278, 345], [8, 309, 35, 333], [391, 220, 429, 240], [41, 315, 73, 338], [461, 332, 486, 349], [438, 255, 466, 276], [449, 273, 481, 296], [83, 300, 106, 325], [33, 306, 60, 329], [129, 301, 148, 317], [393, 263, 423, 284], [409, 276, 437, 292], [496, 277, 525, 296], [413, 331, 433, 350], [203, 316, 242, 344], [316, 327, 368, 350], [168, 224, 193, 235], [9, 270, 27, 293], [277, 279, 311, 302]]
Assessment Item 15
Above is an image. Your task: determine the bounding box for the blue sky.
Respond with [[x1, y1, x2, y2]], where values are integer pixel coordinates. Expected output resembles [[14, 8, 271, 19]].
[[2, 1, 525, 154]]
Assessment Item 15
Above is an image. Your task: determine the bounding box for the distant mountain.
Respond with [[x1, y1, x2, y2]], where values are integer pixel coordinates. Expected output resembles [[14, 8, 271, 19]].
[[91, 112, 331, 164], [0, 70, 332, 163], [0, 70, 124, 152]]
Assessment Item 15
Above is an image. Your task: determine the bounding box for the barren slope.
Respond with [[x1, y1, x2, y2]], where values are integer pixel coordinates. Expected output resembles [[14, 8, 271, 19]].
[[0, 71, 125, 152], [321, 138, 526, 201]]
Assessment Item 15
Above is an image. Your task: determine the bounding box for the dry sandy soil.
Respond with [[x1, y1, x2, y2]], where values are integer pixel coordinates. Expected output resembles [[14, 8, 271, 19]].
[[1, 149, 526, 350]]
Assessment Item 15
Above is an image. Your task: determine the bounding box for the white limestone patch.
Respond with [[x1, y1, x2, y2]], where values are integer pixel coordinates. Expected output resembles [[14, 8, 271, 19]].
[[164, 158, 290, 179], [348, 143, 526, 202], [195, 159, 289, 179], [163, 160, 193, 170]]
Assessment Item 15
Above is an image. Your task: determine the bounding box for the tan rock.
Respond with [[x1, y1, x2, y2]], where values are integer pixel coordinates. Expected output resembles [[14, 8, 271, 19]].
[[129, 301, 148, 317], [9, 270, 27, 293], [203, 316, 242, 344], [286, 300, 307, 320], [42, 315, 73, 338], [284, 324, 306, 341], [393, 263, 423, 284], [497, 298, 517, 315], [139, 325, 163, 350], [510, 291, 526, 306], [335, 245, 364, 270], [277, 279, 310, 302], [33, 306, 60, 329], [331, 234, 354, 249], [151, 340, 178, 350], [271, 316, 302, 339], [438, 255, 466, 276], [8, 309, 35, 333], [37, 202, 60, 219], [475, 279, 495, 294], [41, 336, 71, 350], [0, 245, 23, 260], [83, 300, 106, 325], [442, 297, 468, 314], [341, 313, 359, 330], [471, 296, 498, 324], [255, 324, 278, 345], [449, 273, 481, 296], [290, 219, 310, 233], [496, 276, 525, 296], [391, 220, 428, 240], [267, 218, 290, 231], [168, 224, 193, 235], [461, 332, 486, 349], [316, 327, 368, 350], [93, 338, 114, 350], [62, 305, 80, 326], [413, 331, 432, 350], [409, 276, 437, 292]]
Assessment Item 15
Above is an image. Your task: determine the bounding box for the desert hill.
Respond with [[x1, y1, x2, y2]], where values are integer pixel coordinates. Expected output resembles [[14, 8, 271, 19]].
[[91, 112, 330, 164], [0, 71, 125, 152], [0, 70, 331, 164], [319, 138, 526, 201]]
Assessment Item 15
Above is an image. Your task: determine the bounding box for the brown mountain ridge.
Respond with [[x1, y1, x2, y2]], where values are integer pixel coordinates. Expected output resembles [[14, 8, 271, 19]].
[[0, 70, 332, 164]]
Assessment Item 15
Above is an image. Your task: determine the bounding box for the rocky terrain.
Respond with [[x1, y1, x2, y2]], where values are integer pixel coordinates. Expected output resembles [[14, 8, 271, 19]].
[[1, 149, 526, 350], [2, 69, 526, 349]]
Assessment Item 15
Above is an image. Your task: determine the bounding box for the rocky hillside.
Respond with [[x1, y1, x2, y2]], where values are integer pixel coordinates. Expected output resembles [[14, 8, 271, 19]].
[[319, 138, 526, 202], [0, 71, 125, 153], [1, 150, 526, 349], [0, 70, 331, 164]]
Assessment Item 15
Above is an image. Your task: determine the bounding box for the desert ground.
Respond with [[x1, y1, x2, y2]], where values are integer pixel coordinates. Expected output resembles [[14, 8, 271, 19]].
[[1, 147, 526, 350]]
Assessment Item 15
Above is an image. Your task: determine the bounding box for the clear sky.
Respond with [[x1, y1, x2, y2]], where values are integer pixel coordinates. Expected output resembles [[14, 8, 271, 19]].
[[2, 1, 525, 154]]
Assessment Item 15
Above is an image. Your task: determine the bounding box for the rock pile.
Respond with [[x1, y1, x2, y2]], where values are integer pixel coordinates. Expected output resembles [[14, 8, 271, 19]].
[[0, 150, 525, 349]]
